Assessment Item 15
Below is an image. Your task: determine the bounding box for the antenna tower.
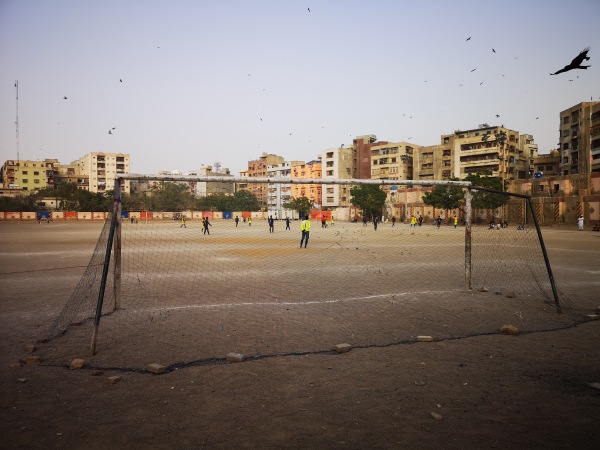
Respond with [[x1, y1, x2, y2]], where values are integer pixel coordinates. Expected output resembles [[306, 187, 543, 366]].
[[15, 80, 19, 164]]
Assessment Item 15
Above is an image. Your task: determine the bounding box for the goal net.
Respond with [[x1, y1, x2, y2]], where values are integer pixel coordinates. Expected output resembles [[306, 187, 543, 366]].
[[40, 177, 561, 371]]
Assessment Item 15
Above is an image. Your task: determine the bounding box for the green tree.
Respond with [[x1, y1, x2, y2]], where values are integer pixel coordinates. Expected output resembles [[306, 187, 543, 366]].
[[350, 185, 387, 220], [283, 196, 313, 218], [422, 178, 465, 211], [228, 190, 261, 211], [465, 173, 508, 210], [149, 182, 194, 211]]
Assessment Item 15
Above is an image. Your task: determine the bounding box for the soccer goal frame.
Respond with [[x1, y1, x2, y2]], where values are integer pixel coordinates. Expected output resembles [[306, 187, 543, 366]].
[[88, 175, 561, 355]]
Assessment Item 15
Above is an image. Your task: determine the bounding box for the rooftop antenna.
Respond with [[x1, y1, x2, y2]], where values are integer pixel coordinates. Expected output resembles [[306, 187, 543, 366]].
[[15, 80, 19, 166]]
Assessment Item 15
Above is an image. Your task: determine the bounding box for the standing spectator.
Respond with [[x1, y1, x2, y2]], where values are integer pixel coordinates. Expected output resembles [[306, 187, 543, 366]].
[[180, 216, 186, 228], [321, 217, 327, 228], [268, 215, 275, 233], [331, 217, 335, 226], [453, 216, 458, 228], [362, 216, 368, 227], [391, 216, 396, 227], [410, 216, 416, 227], [300, 216, 311, 248], [285, 217, 291, 230], [235, 216, 239, 227], [436, 216, 442, 228], [373, 216, 378, 231], [418, 215, 423, 227], [248, 217, 252, 227], [578, 215, 584, 231], [203, 216, 212, 235]]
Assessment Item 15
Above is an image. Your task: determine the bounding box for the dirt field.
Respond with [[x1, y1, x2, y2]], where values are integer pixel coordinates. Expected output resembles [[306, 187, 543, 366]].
[[1, 221, 599, 449]]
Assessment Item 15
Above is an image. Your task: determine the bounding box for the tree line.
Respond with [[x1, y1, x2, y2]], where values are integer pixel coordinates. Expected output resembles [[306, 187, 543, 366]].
[[0, 174, 508, 215], [0, 182, 261, 212]]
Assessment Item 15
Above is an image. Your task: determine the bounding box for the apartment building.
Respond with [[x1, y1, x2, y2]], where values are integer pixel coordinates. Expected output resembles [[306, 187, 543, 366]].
[[53, 163, 89, 190], [194, 164, 234, 197], [352, 135, 387, 179], [370, 141, 416, 181], [558, 101, 599, 176], [291, 160, 322, 206], [415, 142, 454, 180], [71, 152, 130, 194], [321, 147, 352, 209], [592, 103, 600, 173], [533, 150, 560, 177], [266, 161, 303, 218], [437, 125, 527, 181], [0, 158, 59, 193], [243, 153, 285, 209]]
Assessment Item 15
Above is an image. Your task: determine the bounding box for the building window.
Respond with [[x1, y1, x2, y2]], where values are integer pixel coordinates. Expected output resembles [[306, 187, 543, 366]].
[[22, 171, 28, 175]]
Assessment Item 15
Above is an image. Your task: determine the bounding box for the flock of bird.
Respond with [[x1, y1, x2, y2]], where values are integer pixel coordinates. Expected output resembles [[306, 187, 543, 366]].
[[58, 9, 592, 148]]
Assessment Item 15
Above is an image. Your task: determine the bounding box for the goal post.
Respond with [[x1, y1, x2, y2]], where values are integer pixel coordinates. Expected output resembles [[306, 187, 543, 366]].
[[43, 174, 562, 367]]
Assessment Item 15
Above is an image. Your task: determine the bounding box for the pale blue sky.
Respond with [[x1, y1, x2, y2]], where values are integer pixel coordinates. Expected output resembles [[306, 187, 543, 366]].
[[1, 0, 599, 176]]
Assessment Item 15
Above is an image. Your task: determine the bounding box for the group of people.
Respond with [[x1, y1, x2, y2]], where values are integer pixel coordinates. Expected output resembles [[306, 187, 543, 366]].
[[180, 216, 211, 234]]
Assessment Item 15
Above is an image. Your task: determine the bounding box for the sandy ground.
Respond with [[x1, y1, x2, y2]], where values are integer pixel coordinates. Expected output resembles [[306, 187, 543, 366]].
[[0, 221, 599, 449]]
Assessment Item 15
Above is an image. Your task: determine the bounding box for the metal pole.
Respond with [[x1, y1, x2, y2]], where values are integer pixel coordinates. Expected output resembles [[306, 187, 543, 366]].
[[527, 197, 562, 313], [113, 179, 122, 310], [90, 183, 121, 355], [464, 188, 472, 290]]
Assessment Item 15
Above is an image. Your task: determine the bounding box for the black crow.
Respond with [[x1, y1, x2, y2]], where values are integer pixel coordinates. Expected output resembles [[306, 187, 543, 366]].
[[471, 68, 476, 72], [495, 114, 500, 118], [492, 48, 496, 53], [551, 47, 590, 75], [466, 37, 471, 41], [63, 96, 67, 100]]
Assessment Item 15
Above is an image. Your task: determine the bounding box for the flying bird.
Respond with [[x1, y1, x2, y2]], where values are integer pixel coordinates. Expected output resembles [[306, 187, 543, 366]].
[[471, 68, 476, 72], [466, 37, 471, 41], [108, 130, 112, 134], [550, 47, 591, 75], [536, 117, 539, 120], [492, 48, 496, 53], [307, 7, 310, 12], [480, 82, 484, 85], [495, 114, 500, 118], [119, 79, 122, 82], [63, 96, 67, 100]]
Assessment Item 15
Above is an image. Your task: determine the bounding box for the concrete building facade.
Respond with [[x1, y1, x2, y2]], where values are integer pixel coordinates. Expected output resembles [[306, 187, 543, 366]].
[[243, 153, 285, 209], [0, 158, 59, 193], [558, 102, 599, 176], [291, 160, 322, 206], [321, 147, 352, 209], [266, 161, 303, 218], [71, 152, 130, 194]]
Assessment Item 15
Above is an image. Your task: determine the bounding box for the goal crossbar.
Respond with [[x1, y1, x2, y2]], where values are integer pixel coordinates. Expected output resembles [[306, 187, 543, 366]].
[[119, 173, 473, 187]]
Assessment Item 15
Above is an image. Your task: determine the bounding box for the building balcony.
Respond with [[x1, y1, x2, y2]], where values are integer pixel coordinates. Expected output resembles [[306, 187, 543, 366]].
[[461, 158, 499, 167]]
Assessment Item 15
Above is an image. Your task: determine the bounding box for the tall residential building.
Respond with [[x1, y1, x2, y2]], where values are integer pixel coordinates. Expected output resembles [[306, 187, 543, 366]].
[[559, 101, 600, 176], [291, 160, 322, 207], [321, 147, 353, 209], [71, 152, 130, 194], [352, 135, 387, 179], [0, 158, 59, 192], [436, 125, 527, 181], [370, 141, 416, 181], [267, 161, 303, 218], [243, 153, 285, 209], [591, 103, 600, 173]]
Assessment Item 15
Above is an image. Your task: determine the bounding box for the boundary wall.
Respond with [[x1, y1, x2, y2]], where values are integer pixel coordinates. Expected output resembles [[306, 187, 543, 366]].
[[1, 195, 599, 227]]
